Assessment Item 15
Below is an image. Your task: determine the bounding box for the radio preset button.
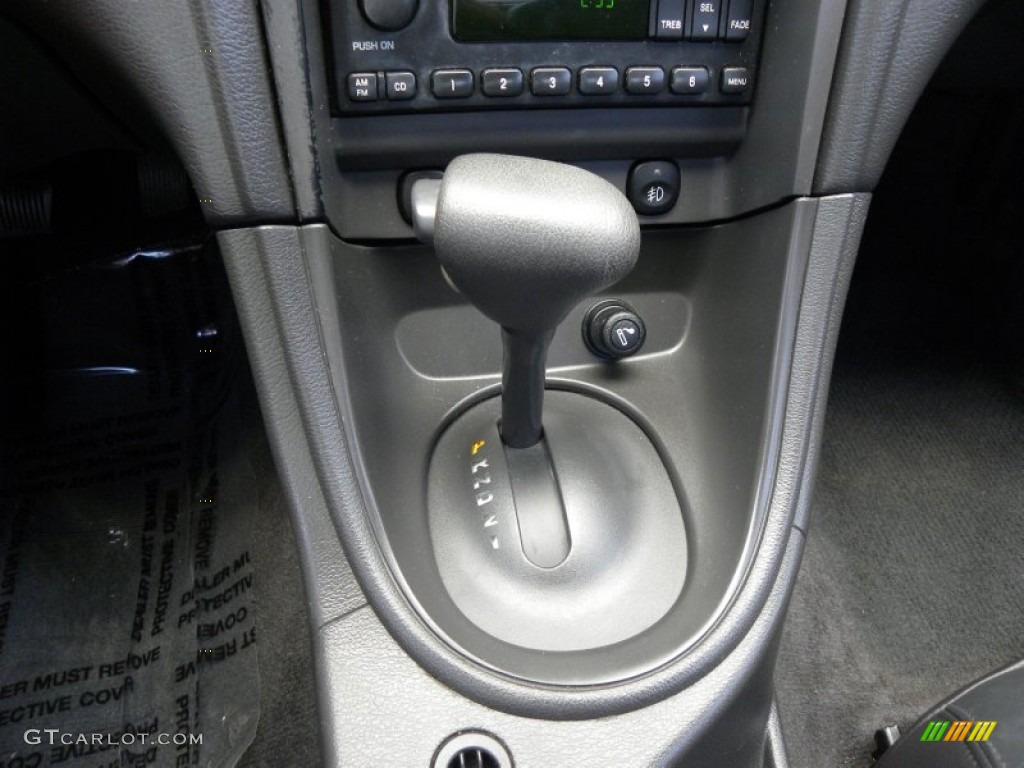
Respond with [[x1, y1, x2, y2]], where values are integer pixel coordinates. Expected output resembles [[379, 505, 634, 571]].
[[625, 67, 666, 94], [530, 68, 572, 96], [347, 72, 379, 102], [579, 67, 619, 95], [721, 67, 750, 94], [655, 0, 685, 40], [482, 68, 524, 97], [670, 66, 710, 95], [689, 0, 722, 40], [385, 71, 416, 100], [432, 69, 474, 98], [725, 0, 754, 41]]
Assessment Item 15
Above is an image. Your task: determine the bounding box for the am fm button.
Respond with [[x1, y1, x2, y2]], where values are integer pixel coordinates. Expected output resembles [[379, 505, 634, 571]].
[[347, 72, 379, 102]]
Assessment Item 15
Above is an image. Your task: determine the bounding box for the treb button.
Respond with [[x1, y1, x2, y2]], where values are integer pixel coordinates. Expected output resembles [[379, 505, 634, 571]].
[[655, 0, 685, 40]]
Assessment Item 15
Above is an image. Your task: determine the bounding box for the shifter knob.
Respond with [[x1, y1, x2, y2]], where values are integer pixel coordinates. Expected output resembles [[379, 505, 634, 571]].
[[434, 154, 640, 331], [418, 154, 641, 447]]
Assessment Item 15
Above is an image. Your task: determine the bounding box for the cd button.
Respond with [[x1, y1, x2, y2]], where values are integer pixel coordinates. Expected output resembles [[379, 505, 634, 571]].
[[432, 69, 474, 98], [482, 68, 524, 97], [530, 67, 572, 96], [385, 71, 416, 100], [579, 67, 619, 95], [671, 66, 710, 95], [655, 0, 685, 40], [625, 67, 665, 94]]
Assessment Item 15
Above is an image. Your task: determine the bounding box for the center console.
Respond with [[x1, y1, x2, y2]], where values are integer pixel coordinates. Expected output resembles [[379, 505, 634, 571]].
[[221, 0, 860, 763]]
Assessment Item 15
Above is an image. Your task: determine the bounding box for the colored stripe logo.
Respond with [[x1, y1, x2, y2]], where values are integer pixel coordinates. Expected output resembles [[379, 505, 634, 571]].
[[920, 721, 997, 742]]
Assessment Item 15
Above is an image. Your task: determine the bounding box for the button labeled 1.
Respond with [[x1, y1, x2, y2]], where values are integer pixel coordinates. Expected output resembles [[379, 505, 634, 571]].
[[432, 69, 474, 98]]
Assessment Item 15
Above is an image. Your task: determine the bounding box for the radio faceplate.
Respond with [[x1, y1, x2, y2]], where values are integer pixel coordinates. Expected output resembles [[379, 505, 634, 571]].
[[327, 0, 765, 115]]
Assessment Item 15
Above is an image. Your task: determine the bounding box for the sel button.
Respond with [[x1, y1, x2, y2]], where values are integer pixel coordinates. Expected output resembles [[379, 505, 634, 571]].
[[689, 0, 722, 40]]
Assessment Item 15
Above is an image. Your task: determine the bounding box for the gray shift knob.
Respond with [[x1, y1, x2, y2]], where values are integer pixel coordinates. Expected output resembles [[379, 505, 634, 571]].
[[433, 154, 641, 332], [420, 154, 641, 448]]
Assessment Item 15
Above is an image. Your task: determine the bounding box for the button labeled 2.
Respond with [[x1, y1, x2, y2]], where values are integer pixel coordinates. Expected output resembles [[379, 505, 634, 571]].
[[482, 68, 524, 97]]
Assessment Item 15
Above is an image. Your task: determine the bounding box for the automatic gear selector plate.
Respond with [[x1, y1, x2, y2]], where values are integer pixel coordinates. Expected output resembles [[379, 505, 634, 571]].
[[427, 389, 687, 653]]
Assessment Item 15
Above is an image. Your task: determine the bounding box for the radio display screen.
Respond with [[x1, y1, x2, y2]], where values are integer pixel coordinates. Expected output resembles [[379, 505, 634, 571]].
[[452, 0, 650, 42]]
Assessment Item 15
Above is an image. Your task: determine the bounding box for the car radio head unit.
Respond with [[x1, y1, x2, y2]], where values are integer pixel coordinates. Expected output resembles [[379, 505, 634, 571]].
[[326, 0, 764, 114]]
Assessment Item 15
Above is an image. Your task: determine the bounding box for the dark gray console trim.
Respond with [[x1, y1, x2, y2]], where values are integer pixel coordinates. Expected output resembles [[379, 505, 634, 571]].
[[8, 0, 296, 225], [814, 0, 987, 194], [219, 227, 366, 626], [215, 192, 866, 725]]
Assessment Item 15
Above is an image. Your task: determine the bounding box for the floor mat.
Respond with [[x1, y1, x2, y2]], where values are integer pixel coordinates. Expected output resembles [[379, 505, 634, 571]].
[[0, 243, 264, 767], [776, 349, 1024, 768]]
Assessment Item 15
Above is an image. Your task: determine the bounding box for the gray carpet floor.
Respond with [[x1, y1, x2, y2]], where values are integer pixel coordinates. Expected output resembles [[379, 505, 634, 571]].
[[776, 346, 1024, 768]]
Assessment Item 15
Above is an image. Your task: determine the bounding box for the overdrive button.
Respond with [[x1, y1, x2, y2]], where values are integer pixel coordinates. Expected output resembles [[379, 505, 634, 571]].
[[627, 160, 680, 216], [432, 69, 474, 98]]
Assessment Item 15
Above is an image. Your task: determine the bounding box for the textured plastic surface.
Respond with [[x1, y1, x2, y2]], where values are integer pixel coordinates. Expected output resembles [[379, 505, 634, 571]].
[[815, 0, 986, 193], [7, 0, 295, 225], [428, 392, 685, 656]]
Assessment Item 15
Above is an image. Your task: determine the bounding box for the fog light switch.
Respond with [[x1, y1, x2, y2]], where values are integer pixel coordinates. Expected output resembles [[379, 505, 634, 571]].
[[628, 160, 680, 215]]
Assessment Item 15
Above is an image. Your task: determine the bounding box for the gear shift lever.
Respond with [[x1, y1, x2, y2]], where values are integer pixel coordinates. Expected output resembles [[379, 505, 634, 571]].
[[413, 154, 640, 448]]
